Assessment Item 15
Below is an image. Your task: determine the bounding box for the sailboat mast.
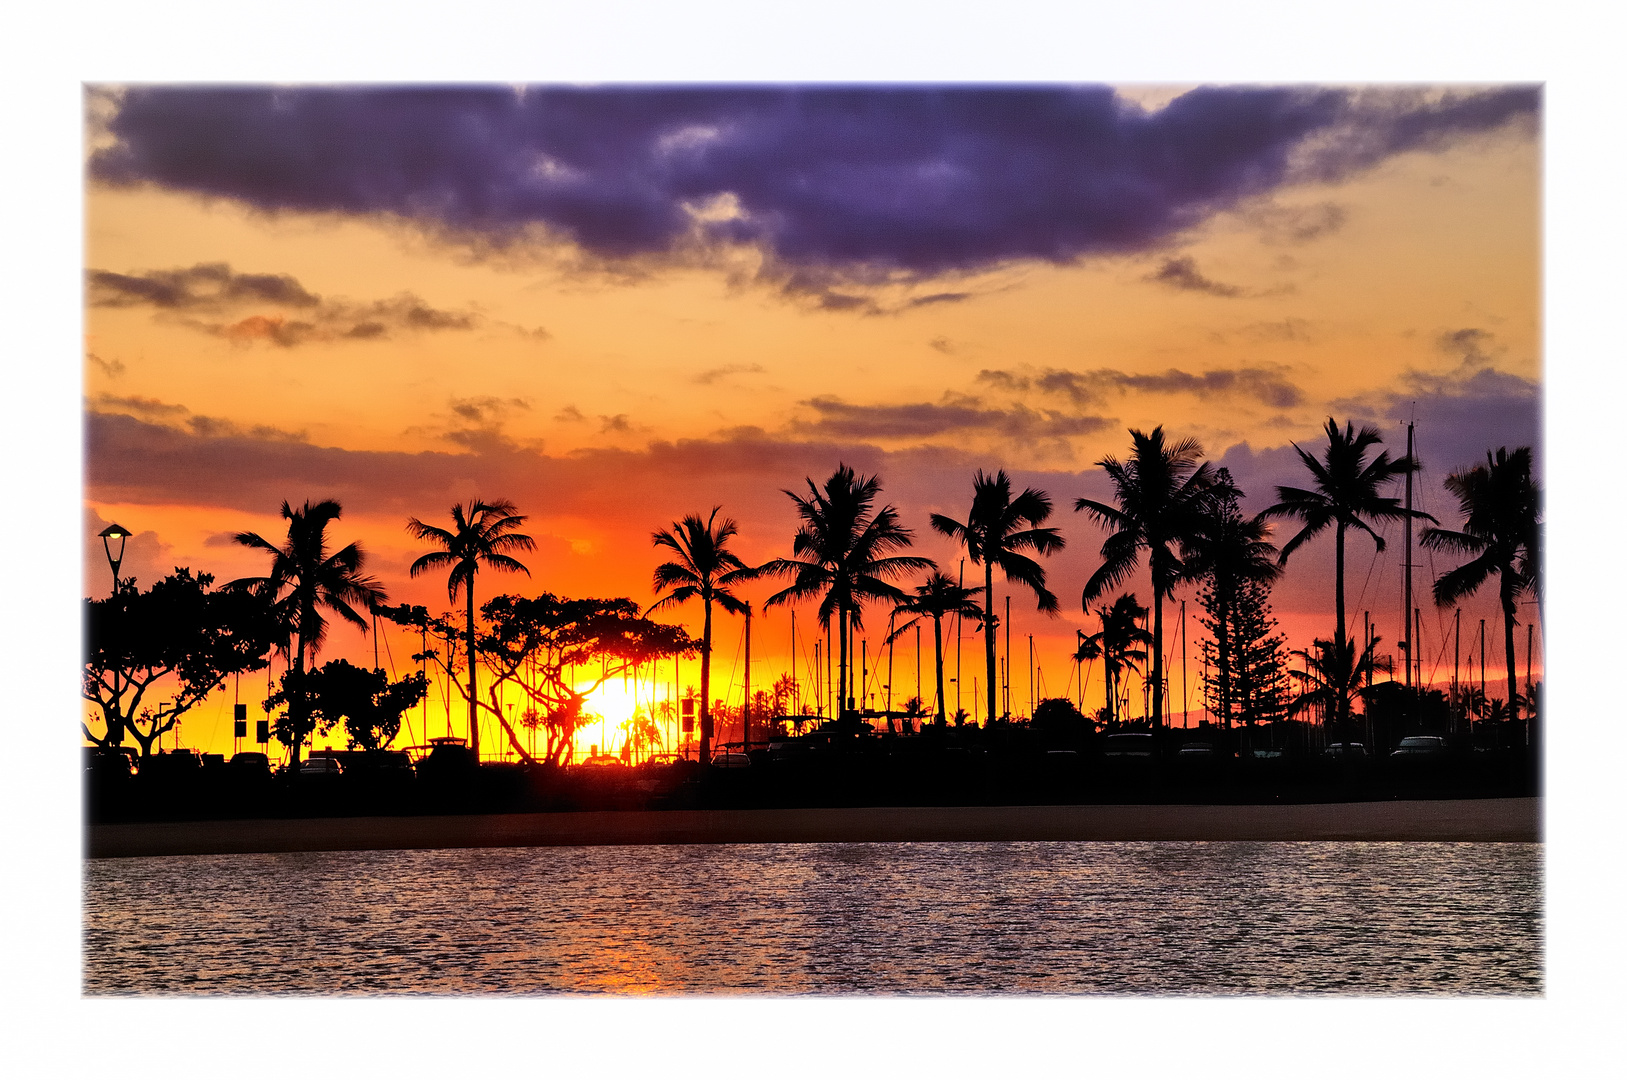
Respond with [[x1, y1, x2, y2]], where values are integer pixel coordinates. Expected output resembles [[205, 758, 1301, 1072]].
[[1404, 419, 1415, 690]]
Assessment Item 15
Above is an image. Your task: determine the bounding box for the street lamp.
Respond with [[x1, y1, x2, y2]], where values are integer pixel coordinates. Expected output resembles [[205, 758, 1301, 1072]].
[[97, 523, 132, 750], [98, 523, 132, 596]]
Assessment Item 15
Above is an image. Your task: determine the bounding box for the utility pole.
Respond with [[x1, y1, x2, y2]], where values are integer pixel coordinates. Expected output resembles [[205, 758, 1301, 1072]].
[[1004, 595, 1011, 721], [1414, 607, 1423, 691], [1028, 633, 1034, 720], [1454, 608, 1461, 734], [956, 560, 965, 722], [1180, 599, 1188, 732]]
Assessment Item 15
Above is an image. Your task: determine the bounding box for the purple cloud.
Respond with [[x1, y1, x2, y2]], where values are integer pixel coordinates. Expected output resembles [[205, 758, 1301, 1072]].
[[90, 85, 1538, 275]]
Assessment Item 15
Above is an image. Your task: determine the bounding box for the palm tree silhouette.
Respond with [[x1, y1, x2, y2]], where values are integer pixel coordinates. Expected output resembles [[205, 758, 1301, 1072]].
[[931, 470, 1064, 728], [407, 499, 534, 761], [1078, 593, 1153, 729], [762, 465, 932, 722], [1180, 472, 1282, 736], [892, 571, 983, 725], [232, 499, 385, 770], [1421, 446, 1541, 730], [1288, 634, 1390, 740], [1263, 418, 1430, 653], [648, 507, 754, 762], [1075, 428, 1220, 743]]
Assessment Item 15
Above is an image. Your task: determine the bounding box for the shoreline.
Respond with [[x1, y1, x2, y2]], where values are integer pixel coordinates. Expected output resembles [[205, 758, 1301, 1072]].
[[86, 797, 1540, 858]]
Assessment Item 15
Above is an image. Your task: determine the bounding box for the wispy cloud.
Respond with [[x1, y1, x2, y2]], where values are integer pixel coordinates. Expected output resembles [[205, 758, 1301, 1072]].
[[88, 263, 479, 347]]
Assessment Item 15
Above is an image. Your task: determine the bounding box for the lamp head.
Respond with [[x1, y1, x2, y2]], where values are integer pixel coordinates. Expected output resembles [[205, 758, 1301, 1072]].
[[99, 524, 131, 541]]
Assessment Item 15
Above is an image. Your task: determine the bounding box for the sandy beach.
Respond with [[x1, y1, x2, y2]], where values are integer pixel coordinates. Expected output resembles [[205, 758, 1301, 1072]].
[[86, 797, 1539, 858]]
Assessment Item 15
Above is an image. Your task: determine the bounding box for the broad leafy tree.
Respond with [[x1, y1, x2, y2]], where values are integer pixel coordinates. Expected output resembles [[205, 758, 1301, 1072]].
[[931, 469, 1064, 727], [271, 658, 428, 752], [407, 499, 534, 760], [83, 569, 278, 760], [1288, 634, 1391, 741], [233, 500, 386, 769]]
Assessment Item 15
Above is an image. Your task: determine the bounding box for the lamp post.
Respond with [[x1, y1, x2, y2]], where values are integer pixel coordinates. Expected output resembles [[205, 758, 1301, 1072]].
[[98, 523, 131, 596], [97, 523, 132, 749]]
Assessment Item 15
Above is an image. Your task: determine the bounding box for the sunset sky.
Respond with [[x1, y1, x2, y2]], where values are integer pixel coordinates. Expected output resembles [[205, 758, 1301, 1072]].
[[82, 84, 1542, 757]]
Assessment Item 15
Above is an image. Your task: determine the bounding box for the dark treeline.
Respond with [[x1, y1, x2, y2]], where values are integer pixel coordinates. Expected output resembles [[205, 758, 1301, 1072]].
[[84, 420, 1542, 821]]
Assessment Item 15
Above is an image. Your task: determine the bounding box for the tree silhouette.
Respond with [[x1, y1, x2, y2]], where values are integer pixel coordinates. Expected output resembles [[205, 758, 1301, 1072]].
[[1288, 634, 1390, 740], [649, 508, 754, 761], [233, 500, 386, 770], [1078, 593, 1153, 729], [931, 469, 1064, 728], [407, 499, 534, 761], [762, 465, 932, 722], [892, 571, 983, 724], [1182, 473, 1282, 735], [1421, 446, 1541, 731], [1263, 418, 1430, 653], [1075, 428, 1220, 743], [83, 569, 277, 760]]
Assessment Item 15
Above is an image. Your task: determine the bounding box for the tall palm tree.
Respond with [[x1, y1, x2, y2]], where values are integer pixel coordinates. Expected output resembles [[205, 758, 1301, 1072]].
[[233, 499, 386, 769], [931, 471, 1064, 727], [647, 507, 754, 762], [407, 499, 534, 760], [1078, 593, 1153, 729], [1263, 418, 1430, 653], [762, 465, 932, 722], [1421, 446, 1541, 727], [892, 571, 983, 724], [1075, 428, 1221, 743], [1181, 472, 1282, 735]]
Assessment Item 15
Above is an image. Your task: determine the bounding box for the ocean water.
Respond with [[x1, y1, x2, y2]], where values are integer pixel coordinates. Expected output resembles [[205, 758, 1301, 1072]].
[[83, 841, 1541, 995]]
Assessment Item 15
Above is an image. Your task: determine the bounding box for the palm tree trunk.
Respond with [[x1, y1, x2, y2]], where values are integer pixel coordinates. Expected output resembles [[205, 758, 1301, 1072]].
[[984, 561, 997, 727], [1334, 520, 1348, 729], [932, 613, 946, 723], [289, 630, 308, 771], [839, 604, 851, 718], [467, 582, 479, 761], [1502, 579, 1519, 737], [699, 597, 713, 760], [1152, 586, 1166, 746]]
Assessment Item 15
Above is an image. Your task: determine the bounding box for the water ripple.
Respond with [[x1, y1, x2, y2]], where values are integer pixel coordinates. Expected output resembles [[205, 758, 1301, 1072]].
[[83, 841, 1541, 996]]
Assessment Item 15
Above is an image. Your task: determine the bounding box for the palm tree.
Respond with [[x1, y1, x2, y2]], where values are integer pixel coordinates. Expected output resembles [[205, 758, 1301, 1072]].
[[407, 499, 534, 760], [761, 465, 932, 722], [1288, 634, 1391, 740], [233, 499, 386, 769], [892, 571, 983, 724], [1075, 428, 1221, 743], [648, 507, 754, 761], [1421, 446, 1541, 731], [1181, 472, 1282, 736], [931, 470, 1064, 727], [1263, 418, 1430, 652], [1078, 593, 1153, 729]]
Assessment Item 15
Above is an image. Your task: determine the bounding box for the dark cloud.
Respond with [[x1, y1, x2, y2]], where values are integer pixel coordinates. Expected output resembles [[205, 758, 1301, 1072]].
[[89, 393, 307, 442], [1236, 318, 1313, 343], [88, 262, 477, 347], [90, 85, 1538, 276], [554, 405, 585, 422], [449, 396, 530, 423], [796, 395, 1111, 442], [979, 364, 1303, 409], [1436, 327, 1501, 366], [1146, 256, 1245, 297], [599, 414, 632, 434], [87, 353, 126, 378], [91, 393, 187, 420], [928, 337, 956, 355], [693, 363, 766, 385], [88, 263, 319, 310]]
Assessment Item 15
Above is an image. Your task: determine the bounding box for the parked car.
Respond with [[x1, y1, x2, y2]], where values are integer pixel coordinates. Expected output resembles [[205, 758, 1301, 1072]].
[[709, 752, 752, 769], [1323, 742, 1368, 759], [1103, 733, 1154, 757], [1177, 741, 1216, 757], [1390, 735, 1449, 758], [297, 757, 343, 778]]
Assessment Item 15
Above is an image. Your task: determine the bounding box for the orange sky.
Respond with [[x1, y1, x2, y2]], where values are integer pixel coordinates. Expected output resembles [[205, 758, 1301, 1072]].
[[82, 85, 1542, 760]]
